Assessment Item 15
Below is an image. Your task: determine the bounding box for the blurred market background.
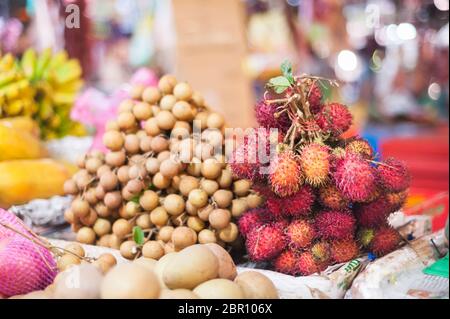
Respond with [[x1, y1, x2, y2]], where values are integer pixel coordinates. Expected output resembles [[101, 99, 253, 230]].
[[1, 0, 449, 231]]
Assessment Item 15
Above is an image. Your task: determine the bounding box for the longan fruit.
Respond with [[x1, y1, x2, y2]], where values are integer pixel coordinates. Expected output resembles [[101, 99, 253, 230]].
[[185, 201, 198, 216], [188, 189, 208, 208], [85, 188, 98, 205], [197, 204, 213, 221], [194, 111, 209, 130], [212, 189, 233, 208], [108, 234, 123, 249], [156, 150, 171, 163], [204, 129, 223, 147], [95, 203, 110, 218], [122, 201, 141, 218], [215, 154, 227, 169], [136, 214, 152, 229], [97, 234, 111, 247], [112, 219, 132, 238], [151, 105, 161, 116], [153, 172, 171, 189], [139, 136, 153, 152], [170, 215, 183, 227], [173, 82, 193, 101], [96, 164, 111, 178], [105, 150, 126, 167], [200, 179, 219, 195], [124, 134, 140, 154], [106, 120, 119, 131], [150, 136, 169, 153], [160, 158, 180, 178], [120, 241, 139, 260], [172, 101, 194, 121], [130, 85, 145, 99], [80, 209, 98, 227], [177, 138, 195, 163], [201, 158, 222, 179], [139, 190, 159, 211], [179, 176, 199, 196], [128, 165, 147, 180], [98, 253, 117, 266], [172, 226, 197, 251], [163, 194, 185, 216], [64, 209, 75, 224], [142, 87, 161, 104], [121, 187, 135, 201], [117, 111, 136, 130], [217, 169, 233, 189], [191, 91, 205, 106], [133, 102, 153, 121], [156, 110, 176, 130], [164, 242, 175, 254], [57, 254, 81, 272], [93, 218, 112, 237], [118, 99, 134, 113], [171, 175, 181, 190], [247, 193, 264, 208], [71, 223, 82, 233], [104, 191, 122, 209], [99, 171, 118, 191], [76, 227, 96, 245], [209, 209, 231, 230], [144, 118, 161, 136], [117, 166, 130, 184], [233, 179, 252, 197], [157, 226, 174, 242], [142, 241, 165, 260], [207, 112, 225, 129], [85, 157, 102, 174], [160, 94, 177, 111], [71, 198, 90, 218], [171, 123, 191, 140], [145, 157, 160, 175], [198, 229, 217, 244], [126, 179, 144, 195], [64, 243, 85, 258], [218, 222, 238, 243], [93, 253, 117, 273], [150, 207, 169, 226], [158, 74, 177, 94], [187, 216, 205, 232], [75, 155, 86, 169], [231, 198, 248, 217], [63, 179, 78, 195]]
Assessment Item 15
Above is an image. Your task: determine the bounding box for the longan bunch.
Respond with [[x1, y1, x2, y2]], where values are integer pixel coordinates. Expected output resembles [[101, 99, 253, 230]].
[[64, 75, 264, 261]]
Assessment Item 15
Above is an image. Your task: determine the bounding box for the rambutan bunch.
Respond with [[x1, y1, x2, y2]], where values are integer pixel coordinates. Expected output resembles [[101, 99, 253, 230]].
[[354, 197, 394, 228], [315, 210, 356, 240], [238, 208, 273, 238], [377, 158, 411, 192], [273, 249, 299, 275], [269, 149, 303, 197], [266, 185, 315, 218], [318, 184, 349, 210], [286, 219, 316, 249], [245, 222, 287, 262], [344, 138, 375, 160]]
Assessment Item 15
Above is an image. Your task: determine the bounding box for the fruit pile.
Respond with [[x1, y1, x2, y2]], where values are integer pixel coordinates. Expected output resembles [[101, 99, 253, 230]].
[[0, 49, 85, 139], [63, 75, 263, 260], [231, 62, 409, 276]]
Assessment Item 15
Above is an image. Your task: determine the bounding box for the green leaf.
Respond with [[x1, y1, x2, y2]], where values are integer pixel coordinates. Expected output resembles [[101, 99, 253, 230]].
[[133, 226, 145, 245], [130, 195, 140, 204], [281, 60, 294, 85], [268, 76, 291, 93]]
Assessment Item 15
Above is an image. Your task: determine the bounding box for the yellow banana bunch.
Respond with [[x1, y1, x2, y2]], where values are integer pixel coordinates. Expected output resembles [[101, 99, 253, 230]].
[[0, 49, 85, 139]]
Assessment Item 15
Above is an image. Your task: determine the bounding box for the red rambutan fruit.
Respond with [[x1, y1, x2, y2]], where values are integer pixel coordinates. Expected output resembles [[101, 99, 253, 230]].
[[370, 227, 402, 257], [386, 189, 409, 212], [245, 222, 287, 262], [333, 153, 377, 202], [311, 241, 331, 263], [354, 197, 394, 228], [299, 143, 330, 187], [330, 239, 360, 264], [377, 158, 411, 192], [345, 139, 374, 159], [315, 210, 356, 240], [298, 251, 325, 276], [316, 103, 353, 138], [318, 184, 349, 210], [269, 149, 303, 197], [255, 101, 290, 133], [273, 249, 300, 276], [307, 83, 323, 114], [238, 208, 272, 238], [286, 219, 316, 249], [229, 141, 258, 180], [266, 185, 315, 218]]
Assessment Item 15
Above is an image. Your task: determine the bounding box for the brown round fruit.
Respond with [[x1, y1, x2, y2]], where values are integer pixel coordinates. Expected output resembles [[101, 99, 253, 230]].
[[173, 82, 193, 101], [188, 189, 208, 208], [212, 190, 233, 208], [207, 112, 225, 129], [144, 118, 161, 136], [153, 172, 171, 189], [150, 136, 169, 153], [156, 110, 176, 130], [160, 95, 177, 111], [76, 227, 96, 245], [201, 158, 222, 179], [163, 194, 185, 216], [124, 134, 140, 154], [133, 102, 152, 121], [105, 150, 126, 167], [157, 226, 174, 242], [63, 179, 78, 195], [158, 74, 177, 94], [93, 218, 112, 237], [150, 207, 169, 226], [218, 223, 238, 243], [72, 199, 90, 218], [142, 87, 161, 104], [136, 214, 152, 229], [208, 209, 231, 230], [171, 226, 198, 251], [112, 219, 132, 239], [120, 241, 139, 260], [104, 191, 122, 209], [142, 241, 165, 260], [139, 190, 159, 211], [103, 131, 124, 151], [198, 229, 217, 244], [187, 216, 205, 232]]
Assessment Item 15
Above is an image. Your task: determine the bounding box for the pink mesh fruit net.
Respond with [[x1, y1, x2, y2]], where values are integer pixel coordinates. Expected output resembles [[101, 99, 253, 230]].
[[0, 209, 57, 298]]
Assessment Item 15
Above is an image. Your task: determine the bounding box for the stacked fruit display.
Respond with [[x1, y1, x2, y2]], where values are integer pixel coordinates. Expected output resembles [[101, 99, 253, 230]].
[[231, 62, 409, 276], [0, 49, 85, 139], [63, 75, 263, 261]]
